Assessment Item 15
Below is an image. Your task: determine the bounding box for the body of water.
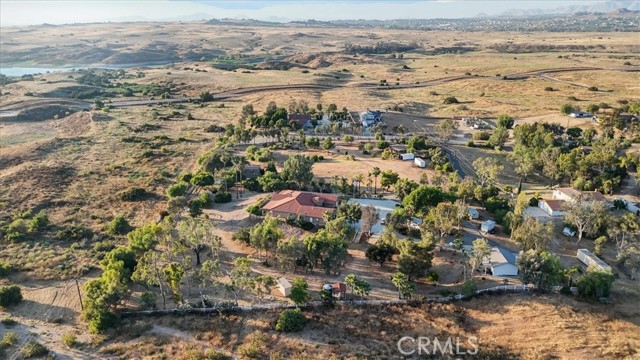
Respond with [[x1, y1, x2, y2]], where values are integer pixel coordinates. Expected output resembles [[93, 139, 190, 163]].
[[0, 62, 175, 77]]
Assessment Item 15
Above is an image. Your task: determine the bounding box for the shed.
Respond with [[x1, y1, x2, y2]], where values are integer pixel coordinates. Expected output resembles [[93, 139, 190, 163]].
[[468, 208, 479, 220], [277, 277, 292, 297], [390, 144, 408, 154], [400, 153, 415, 161], [480, 220, 496, 233], [577, 249, 611, 272], [414, 157, 426, 168]]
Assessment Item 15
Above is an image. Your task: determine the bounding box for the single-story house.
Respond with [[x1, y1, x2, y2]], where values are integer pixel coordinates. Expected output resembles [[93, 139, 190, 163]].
[[288, 114, 313, 128], [278, 277, 292, 296], [484, 247, 518, 276], [538, 198, 566, 217], [552, 187, 606, 203], [242, 165, 263, 179], [261, 190, 339, 226], [360, 110, 382, 127]]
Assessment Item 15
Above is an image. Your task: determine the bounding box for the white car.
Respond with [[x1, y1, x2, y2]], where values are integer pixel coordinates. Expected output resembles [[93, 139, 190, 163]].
[[563, 227, 576, 237]]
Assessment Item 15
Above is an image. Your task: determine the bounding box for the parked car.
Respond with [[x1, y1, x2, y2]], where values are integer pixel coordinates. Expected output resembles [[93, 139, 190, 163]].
[[563, 227, 576, 237]]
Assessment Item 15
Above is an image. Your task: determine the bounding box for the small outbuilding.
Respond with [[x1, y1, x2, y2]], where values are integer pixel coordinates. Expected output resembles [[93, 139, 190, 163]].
[[400, 153, 415, 161], [468, 208, 480, 220], [414, 157, 426, 168], [480, 220, 496, 234], [577, 249, 611, 272], [484, 247, 519, 276], [277, 277, 292, 297]]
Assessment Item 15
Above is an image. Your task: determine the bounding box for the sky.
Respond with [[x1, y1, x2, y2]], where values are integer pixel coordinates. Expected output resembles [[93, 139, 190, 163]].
[[0, 0, 610, 26]]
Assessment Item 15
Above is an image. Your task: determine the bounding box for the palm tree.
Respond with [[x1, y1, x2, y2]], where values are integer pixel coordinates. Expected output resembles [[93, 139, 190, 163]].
[[354, 173, 365, 193], [370, 167, 381, 194]]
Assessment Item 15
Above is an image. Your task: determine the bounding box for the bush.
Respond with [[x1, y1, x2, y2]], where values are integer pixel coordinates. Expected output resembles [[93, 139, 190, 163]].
[[119, 187, 148, 201], [0, 285, 22, 307], [232, 228, 251, 245], [140, 292, 158, 310], [214, 192, 232, 203], [576, 270, 614, 299], [62, 333, 77, 348], [27, 210, 48, 232], [275, 309, 307, 332], [21, 341, 49, 358], [472, 131, 490, 141], [443, 96, 459, 104], [1, 315, 17, 326], [87, 309, 118, 334], [2, 332, 17, 346], [461, 280, 477, 297], [0, 261, 12, 277], [107, 215, 132, 236], [167, 181, 189, 198]]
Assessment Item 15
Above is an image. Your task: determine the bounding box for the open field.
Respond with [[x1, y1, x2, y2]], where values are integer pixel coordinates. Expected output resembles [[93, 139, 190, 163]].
[[88, 293, 640, 360]]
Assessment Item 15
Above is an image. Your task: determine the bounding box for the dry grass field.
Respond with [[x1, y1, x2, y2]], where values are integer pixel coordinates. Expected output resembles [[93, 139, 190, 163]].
[[1, 21, 640, 360], [91, 293, 640, 360]]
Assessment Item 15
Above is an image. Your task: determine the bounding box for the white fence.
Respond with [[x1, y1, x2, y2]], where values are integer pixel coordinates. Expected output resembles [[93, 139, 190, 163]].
[[120, 285, 533, 318]]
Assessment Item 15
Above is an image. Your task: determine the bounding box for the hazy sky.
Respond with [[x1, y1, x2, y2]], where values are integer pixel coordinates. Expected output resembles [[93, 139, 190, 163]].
[[0, 0, 606, 26]]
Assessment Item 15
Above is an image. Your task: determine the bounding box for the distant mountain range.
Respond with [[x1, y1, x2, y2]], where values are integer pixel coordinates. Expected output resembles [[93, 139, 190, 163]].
[[499, 0, 640, 17]]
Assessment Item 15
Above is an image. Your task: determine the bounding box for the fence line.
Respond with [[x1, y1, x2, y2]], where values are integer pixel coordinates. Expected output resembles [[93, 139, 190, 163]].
[[119, 285, 532, 319]]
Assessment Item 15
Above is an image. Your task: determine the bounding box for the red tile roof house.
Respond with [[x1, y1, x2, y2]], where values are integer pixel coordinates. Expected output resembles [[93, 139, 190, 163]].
[[261, 190, 340, 226]]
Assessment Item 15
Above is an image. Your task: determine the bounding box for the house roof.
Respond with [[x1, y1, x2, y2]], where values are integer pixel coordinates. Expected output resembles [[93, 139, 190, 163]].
[[278, 277, 291, 288], [390, 144, 408, 152], [489, 247, 517, 266], [332, 282, 347, 294], [262, 190, 339, 219], [242, 165, 262, 178], [555, 188, 606, 202], [540, 198, 565, 211], [556, 187, 582, 199], [583, 191, 606, 202], [288, 114, 312, 126]]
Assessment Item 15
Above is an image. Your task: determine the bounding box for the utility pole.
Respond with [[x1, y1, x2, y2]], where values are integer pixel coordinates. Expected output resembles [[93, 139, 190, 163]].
[[75, 278, 84, 311]]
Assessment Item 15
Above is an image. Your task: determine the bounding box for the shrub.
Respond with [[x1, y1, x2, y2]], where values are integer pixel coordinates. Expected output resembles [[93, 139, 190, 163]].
[[560, 103, 574, 115], [2, 332, 17, 346], [0, 261, 12, 276], [576, 270, 614, 299], [214, 192, 232, 203], [119, 187, 148, 201], [472, 131, 490, 141], [140, 292, 158, 310], [21, 341, 49, 358], [1, 315, 17, 326], [191, 172, 215, 187], [27, 210, 48, 232], [87, 309, 118, 334], [167, 181, 189, 197], [232, 228, 251, 244], [0, 285, 22, 307], [107, 215, 132, 236], [443, 96, 459, 104], [466, 140, 475, 147], [275, 309, 307, 332], [62, 333, 77, 348], [461, 280, 477, 297], [588, 86, 599, 92], [544, 87, 554, 91]]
